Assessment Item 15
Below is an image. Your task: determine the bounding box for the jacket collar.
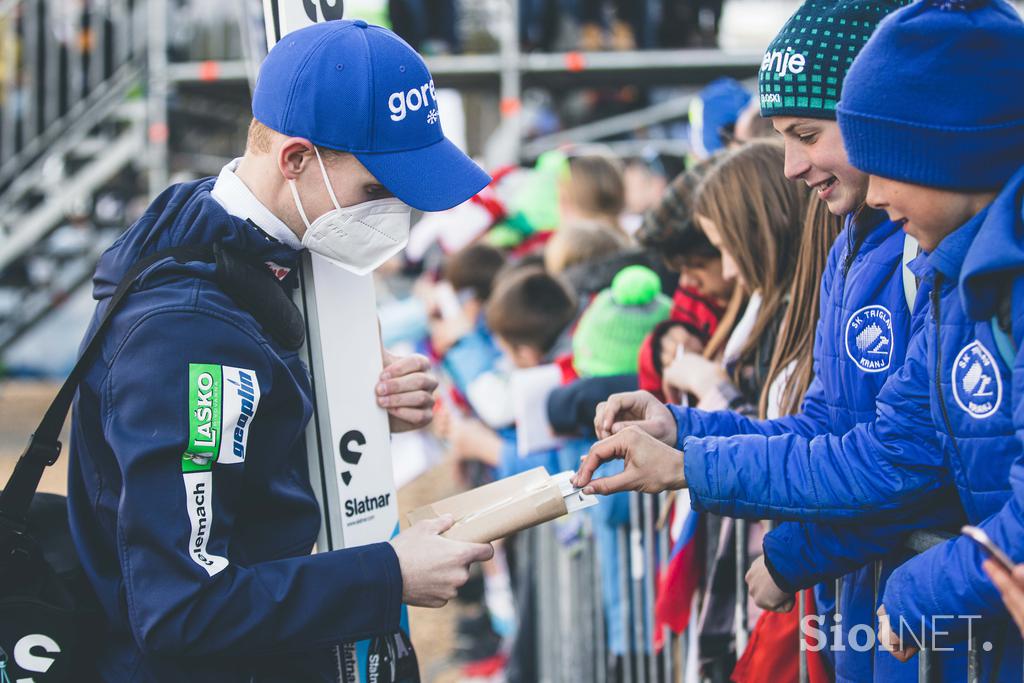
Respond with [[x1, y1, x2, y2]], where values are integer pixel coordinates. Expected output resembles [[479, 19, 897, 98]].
[[93, 177, 301, 300], [960, 164, 1024, 321], [211, 158, 303, 251]]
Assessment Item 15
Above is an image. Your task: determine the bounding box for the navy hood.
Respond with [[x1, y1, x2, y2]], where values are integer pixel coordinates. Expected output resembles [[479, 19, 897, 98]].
[[960, 164, 1024, 321], [93, 178, 301, 301]]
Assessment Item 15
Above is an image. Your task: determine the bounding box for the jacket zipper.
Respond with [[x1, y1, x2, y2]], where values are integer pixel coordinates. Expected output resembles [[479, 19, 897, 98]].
[[932, 273, 963, 460], [842, 211, 877, 278]]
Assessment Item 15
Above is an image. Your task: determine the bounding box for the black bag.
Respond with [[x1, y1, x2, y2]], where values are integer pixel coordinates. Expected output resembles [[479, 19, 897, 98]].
[[0, 244, 282, 682]]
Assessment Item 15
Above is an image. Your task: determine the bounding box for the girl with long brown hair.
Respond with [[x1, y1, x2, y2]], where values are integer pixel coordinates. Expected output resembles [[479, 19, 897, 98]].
[[659, 139, 838, 417], [647, 140, 841, 679]]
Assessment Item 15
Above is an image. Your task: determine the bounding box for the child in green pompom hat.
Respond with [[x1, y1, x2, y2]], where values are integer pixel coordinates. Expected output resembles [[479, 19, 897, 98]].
[[572, 265, 672, 377]]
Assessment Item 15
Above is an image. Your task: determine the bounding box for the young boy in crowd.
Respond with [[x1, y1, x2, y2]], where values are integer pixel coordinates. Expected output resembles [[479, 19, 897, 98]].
[[445, 266, 577, 478], [429, 242, 511, 430], [832, 0, 1024, 669], [577, 0, 1024, 677], [543, 219, 627, 277], [440, 266, 577, 683]]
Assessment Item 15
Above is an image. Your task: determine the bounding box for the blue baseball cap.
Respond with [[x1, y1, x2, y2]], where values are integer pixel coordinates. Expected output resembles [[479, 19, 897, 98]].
[[253, 20, 491, 212], [688, 77, 750, 159]]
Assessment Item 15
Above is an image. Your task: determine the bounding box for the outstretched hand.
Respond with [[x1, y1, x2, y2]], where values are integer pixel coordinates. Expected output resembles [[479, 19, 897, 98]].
[[572, 426, 687, 495], [593, 390, 678, 445]]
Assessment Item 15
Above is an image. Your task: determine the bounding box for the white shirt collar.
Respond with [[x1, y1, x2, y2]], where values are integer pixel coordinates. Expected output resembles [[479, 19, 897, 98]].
[[211, 158, 303, 251]]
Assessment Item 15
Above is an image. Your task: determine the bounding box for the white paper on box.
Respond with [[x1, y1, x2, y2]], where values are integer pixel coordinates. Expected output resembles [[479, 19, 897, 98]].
[[511, 363, 565, 458], [550, 471, 599, 513]]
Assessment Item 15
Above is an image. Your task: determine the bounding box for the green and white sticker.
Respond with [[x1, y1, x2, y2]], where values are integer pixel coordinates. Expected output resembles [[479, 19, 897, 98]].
[[183, 363, 222, 472], [180, 363, 261, 576]]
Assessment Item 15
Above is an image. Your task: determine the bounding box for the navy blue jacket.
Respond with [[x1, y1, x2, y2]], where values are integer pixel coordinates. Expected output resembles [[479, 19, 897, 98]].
[[682, 171, 1024, 679], [667, 213, 959, 680], [67, 179, 403, 682]]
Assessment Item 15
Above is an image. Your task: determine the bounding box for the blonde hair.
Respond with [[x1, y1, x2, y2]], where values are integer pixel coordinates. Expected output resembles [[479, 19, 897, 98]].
[[694, 140, 808, 389], [563, 153, 626, 231], [544, 219, 627, 274], [246, 118, 348, 162], [246, 119, 277, 154]]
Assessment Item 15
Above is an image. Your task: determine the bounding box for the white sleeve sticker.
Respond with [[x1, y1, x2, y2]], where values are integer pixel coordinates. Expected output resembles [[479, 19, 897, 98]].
[[217, 365, 261, 465], [182, 471, 229, 576]]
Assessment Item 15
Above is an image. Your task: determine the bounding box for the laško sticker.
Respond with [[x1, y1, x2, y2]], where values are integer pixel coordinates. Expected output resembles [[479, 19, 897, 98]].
[[180, 363, 261, 576]]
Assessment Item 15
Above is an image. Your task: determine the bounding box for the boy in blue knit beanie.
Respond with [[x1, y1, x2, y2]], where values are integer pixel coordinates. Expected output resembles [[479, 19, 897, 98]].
[[836, 0, 1024, 669]]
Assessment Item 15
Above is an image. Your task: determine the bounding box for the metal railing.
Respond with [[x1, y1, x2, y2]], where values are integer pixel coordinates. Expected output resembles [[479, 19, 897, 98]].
[[0, 0, 149, 356], [527, 490, 686, 682], [527, 494, 1002, 682], [0, 0, 145, 191]]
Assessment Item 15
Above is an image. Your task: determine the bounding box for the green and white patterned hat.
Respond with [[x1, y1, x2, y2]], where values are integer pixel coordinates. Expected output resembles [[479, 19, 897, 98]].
[[758, 0, 909, 119]]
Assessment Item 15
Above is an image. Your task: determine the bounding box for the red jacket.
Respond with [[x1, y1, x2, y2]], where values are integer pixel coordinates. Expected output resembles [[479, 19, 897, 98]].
[[637, 285, 725, 400]]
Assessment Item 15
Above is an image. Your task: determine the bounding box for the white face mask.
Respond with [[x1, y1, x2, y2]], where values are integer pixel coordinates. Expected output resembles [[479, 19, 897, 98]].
[[289, 146, 411, 276]]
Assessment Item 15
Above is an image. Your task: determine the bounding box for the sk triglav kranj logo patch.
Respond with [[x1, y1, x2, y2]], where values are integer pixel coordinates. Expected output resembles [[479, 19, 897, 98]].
[[845, 305, 894, 373], [181, 363, 262, 576], [953, 341, 1003, 419]]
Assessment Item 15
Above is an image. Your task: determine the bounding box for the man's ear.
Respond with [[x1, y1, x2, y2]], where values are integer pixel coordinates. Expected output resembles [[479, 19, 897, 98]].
[[278, 137, 314, 180]]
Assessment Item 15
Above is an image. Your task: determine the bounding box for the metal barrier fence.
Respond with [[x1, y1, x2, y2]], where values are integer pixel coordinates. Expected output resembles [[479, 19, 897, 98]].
[[526, 495, 992, 683], [527, 491, 686, 683]]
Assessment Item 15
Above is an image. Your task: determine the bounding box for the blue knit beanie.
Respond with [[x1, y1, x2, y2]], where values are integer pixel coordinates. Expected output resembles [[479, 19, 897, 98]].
[[837, 0, 1024, 191]]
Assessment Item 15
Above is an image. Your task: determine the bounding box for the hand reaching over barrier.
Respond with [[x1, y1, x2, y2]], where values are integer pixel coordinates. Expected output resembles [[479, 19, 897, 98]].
[[877, 604, 919, 663], [593, 390, 678, 444], [389, 515, 495, 608], [746, 556, 795, 613], [572, 425, 686, 495]]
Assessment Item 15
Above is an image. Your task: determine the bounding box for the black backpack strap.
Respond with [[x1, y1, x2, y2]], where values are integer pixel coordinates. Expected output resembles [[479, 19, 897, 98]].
[[0, 245, 214, 525]]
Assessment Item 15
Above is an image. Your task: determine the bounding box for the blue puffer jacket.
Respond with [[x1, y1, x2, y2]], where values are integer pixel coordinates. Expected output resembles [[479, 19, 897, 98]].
[[682, 170, 1024, 680], [670, 212, 914, 441], [668, 212, 961, 681], [67, 179, 403, 682], [881, 165, 1024, 677]]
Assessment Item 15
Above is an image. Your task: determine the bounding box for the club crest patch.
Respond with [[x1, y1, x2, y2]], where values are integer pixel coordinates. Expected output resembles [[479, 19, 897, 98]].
[[952, 341, 1002, 419], [845, 305, 894, 373]]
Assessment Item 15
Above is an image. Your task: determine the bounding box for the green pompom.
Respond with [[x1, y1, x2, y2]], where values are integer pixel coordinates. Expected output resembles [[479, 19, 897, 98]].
[[610, 265, 661, 306], [485, 222, 525, 249]]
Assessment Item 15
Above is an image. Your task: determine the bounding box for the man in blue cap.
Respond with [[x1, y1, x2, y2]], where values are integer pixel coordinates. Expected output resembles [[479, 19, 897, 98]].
[[67, 20, 493, 682]]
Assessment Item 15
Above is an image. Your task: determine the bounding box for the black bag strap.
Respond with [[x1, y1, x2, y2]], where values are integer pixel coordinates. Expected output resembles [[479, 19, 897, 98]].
[[0, 245, 215, 524]]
